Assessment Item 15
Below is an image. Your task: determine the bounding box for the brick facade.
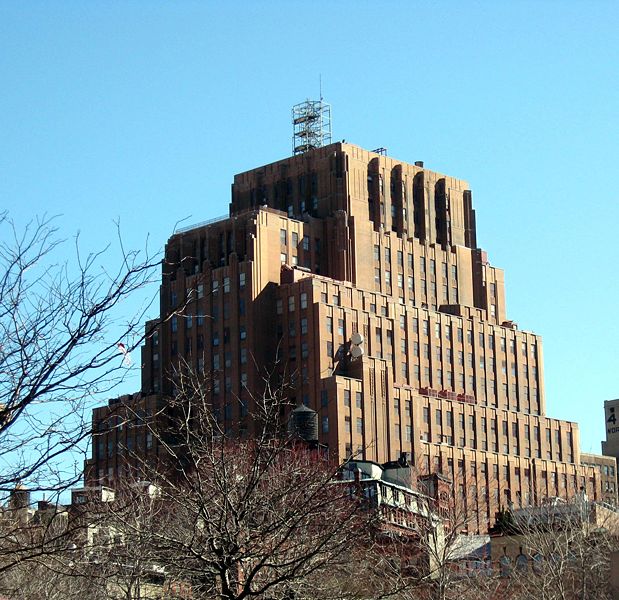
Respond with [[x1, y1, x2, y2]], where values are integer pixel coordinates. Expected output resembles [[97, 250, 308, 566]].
[[87, 143, 605, 533]]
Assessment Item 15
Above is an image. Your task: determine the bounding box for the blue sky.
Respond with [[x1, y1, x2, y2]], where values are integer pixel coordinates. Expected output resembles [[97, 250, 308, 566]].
[[1, 1, 617, 454]]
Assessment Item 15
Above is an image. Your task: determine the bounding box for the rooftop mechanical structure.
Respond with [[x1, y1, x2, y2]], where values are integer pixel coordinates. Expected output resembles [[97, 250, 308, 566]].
[[292, 99, 332, 155]]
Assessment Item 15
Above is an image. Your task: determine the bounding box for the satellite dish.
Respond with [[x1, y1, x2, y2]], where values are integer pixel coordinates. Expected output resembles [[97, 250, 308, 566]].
[[350, 345, 364, 359], [350, 332, 364, 346]]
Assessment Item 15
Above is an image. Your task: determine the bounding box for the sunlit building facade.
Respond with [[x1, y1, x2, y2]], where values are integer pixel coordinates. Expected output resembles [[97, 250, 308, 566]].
[[87, 142, 604, 533]]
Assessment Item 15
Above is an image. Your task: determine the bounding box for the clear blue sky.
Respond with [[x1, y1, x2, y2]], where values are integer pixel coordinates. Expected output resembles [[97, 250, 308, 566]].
[[1, 1, 617, 455]]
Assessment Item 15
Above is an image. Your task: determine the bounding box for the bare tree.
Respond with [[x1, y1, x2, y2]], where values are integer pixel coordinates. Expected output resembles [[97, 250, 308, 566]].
[[74, 481, 166, 600], [0, 213, 158, 492], [494, 497, 619, 600], [0, 555, 106, 600], [0, 212, 159, 585], [101, 366, 385, 600]]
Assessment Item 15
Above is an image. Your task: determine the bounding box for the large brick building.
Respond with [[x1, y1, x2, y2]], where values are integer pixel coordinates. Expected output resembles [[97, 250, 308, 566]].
[[87, 141, 608, 532]]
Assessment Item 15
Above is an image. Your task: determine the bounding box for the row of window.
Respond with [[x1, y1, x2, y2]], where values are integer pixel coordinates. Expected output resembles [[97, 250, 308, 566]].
[[276, 292, 309, 313], [249, 173, 319, 208], [280, 229, 311, 250], [169, 271, 247, 307], [419, 407, 573, 457], [373, 246, 459, 278], [96, 431, 154, 458], [418, 453, 591, 494]]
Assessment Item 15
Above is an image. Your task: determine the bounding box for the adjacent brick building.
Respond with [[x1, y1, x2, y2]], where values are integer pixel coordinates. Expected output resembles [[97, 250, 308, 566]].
[[87, 142, 607, 533]]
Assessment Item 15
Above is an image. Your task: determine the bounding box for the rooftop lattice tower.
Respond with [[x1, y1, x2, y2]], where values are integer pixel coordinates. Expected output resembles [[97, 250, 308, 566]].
[[292, 99, 332, 155]]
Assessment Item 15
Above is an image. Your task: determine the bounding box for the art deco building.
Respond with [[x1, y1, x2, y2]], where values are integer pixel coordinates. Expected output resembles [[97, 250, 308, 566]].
[[87, 138, 605, 533]]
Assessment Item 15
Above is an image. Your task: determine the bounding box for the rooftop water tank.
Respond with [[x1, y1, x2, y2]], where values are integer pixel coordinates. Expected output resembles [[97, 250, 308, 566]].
[[288, 404, 319, 442]]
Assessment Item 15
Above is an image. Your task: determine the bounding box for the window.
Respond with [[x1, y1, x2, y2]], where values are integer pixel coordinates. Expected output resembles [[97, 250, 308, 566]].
[[240, 326, 247, 340], [276, 299, 283, 315], [292, 232, 298, 246], [300, 292, 308, 309], [303, 236, 310, 251], [223, 277, 230, 293], [301, 318, 308, 335], [240, 348, 247, 364], [344, 390, 351, 406], [356, 392, 362, 408], [357, 417, 363, 434], [280, 229, 287, 245], [239, 272, 246, 288], [322, 416, 329, 433], [288, 296, 295, 312], [373, 245, 380, 260], [171, 316, 178, 333]]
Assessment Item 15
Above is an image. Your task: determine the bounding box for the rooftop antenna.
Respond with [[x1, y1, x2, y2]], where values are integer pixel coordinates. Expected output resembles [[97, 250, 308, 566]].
[[292, 83, 332, 155]]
